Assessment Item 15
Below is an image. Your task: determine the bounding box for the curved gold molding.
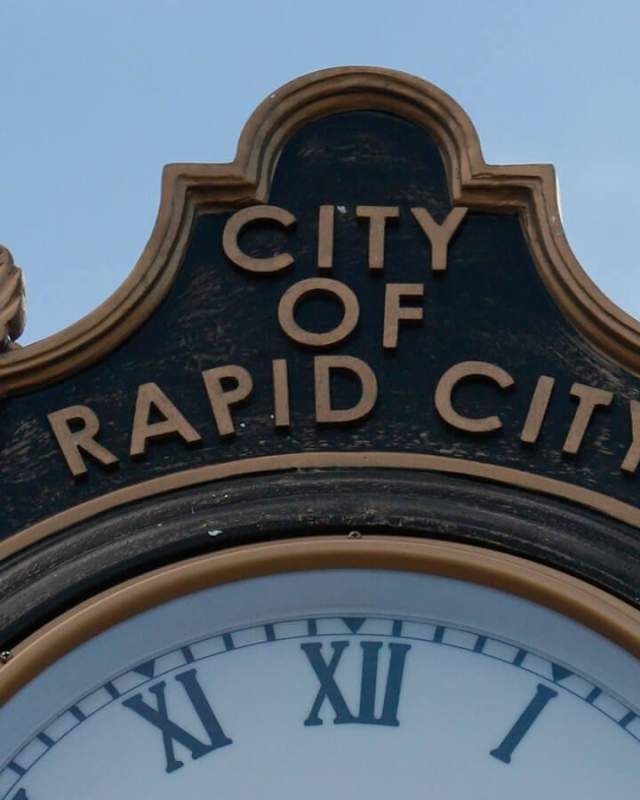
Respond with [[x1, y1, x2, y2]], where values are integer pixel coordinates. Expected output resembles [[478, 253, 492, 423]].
[[0, 245, 25, 352], [1, 450, 639, 562], [3, 536, 640, 704], [1, 66, 640, 393]]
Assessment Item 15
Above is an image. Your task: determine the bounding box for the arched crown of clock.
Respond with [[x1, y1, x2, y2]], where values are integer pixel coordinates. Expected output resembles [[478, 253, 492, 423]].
[[0, 65, 638, 394]]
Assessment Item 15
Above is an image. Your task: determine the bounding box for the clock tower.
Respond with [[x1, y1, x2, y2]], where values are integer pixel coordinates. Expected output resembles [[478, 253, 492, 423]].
[[1, 67, 640, 799]]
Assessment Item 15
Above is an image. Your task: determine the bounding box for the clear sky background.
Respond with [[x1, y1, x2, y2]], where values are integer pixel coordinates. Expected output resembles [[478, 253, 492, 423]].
[[2, 0, 639, 344]]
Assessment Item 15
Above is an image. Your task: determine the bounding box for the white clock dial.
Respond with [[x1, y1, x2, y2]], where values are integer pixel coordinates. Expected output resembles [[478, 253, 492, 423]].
[[1, 554, 640, 799]]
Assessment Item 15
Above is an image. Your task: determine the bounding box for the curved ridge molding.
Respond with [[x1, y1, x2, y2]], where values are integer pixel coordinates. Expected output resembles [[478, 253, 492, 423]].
[[1, 66, 639, 395], [2, 451, 640, 562]]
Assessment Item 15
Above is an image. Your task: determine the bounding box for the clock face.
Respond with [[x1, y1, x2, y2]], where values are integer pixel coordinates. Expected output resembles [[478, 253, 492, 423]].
[[1, 549, 640, 799]]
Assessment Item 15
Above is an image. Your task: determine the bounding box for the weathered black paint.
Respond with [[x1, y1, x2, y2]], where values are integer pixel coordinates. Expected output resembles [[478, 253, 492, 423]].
[[2, 472, 639, 648], [1, 111, 640, 640]]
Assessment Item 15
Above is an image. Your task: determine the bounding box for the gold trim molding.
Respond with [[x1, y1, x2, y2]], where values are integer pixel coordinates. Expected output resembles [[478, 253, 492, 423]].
[[3, 536, 640, 704], [1, 66, 640, 393], [2, 450, 640, 562]]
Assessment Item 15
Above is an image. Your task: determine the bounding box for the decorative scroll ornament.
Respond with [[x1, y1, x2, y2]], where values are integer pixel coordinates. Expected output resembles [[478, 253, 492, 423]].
[[0, 245, 26, 351]]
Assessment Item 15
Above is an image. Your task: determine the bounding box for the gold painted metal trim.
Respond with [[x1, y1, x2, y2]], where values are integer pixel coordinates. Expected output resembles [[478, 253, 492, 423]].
[[0, 246, 25, 351], [2, 66, 640, 393], [1, 451, 640, 562], [3, 535, 640, 706]]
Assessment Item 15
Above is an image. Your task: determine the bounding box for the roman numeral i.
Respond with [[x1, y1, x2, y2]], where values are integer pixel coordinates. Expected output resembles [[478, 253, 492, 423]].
[[302, 640, 411, 727]]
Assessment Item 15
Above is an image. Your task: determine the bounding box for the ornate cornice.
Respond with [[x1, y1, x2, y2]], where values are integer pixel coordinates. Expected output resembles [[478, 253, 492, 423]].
[[0, 245, 25, 353], [0, 66, 638, 392]]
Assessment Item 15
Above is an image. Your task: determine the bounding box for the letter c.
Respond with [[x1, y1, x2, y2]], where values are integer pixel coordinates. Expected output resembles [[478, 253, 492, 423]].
[[435, 361, 514, 433], [222, 205, 296, 273]]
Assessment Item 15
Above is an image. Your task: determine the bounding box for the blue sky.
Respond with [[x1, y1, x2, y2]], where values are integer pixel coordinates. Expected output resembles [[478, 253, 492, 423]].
[[2, 0, 640, 344]]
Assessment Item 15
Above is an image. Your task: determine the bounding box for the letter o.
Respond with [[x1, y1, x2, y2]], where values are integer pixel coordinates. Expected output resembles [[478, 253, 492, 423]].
[[278, 278, 360, 347]]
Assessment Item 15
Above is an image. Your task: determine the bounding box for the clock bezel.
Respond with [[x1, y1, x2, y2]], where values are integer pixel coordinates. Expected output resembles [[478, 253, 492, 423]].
[[2, 535, 640, 707]]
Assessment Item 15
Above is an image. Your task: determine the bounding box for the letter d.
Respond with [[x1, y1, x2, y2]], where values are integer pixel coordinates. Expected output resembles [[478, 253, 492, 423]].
[[314, 356, 378, 424]]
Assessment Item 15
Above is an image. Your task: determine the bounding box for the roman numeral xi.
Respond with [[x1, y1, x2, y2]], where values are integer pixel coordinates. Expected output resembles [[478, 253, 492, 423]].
[[122, 668, 232, 773], [302, 640, 411, 727]]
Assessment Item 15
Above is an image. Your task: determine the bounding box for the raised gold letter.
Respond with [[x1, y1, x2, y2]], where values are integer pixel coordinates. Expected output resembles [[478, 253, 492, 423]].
[[48, 405, 119, 477], [411, 207, 468, 271], [317, 205, 334, 270], [521, 376, 555, 444], [202, 365, 253, 437], [356, 206, 400, 269], [272, 358, 291, 428], [314, 355, 378, 424], [383, 283, 424, 349], [563, 383, 613, 455], [435, 361, 514, 433], [278, 278, 359, 347], [222, 205, 295, 273], [622, 400, 640, 473], [130, 383, 202, 457]]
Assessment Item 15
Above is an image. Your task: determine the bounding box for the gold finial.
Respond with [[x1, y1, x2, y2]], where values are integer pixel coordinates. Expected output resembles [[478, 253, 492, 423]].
[[0, 245, 26, 351]]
